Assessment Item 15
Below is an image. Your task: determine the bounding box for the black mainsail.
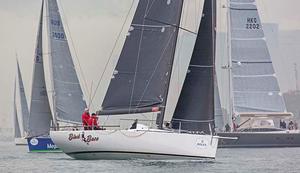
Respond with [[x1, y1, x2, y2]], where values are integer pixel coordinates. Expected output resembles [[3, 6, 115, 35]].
[[99, 0, 183, 116], [172, 0, 216, 133]]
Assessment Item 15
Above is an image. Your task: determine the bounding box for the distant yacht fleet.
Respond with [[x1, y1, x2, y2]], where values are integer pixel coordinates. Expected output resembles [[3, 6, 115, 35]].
[[14, 0, 300, 160]]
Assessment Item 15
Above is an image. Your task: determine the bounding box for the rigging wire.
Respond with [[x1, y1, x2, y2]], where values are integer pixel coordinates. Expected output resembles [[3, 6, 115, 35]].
[[89, 0, 137, 109]]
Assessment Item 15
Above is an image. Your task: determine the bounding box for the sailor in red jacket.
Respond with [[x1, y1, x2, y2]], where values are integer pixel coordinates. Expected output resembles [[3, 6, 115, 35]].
[[88, 113, 100, 130], [82, 108, 90, 130]]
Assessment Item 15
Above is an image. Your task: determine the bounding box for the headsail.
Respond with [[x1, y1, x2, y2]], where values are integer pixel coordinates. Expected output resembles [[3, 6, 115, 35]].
[[45, 0, 86, 123], [229, 0, 286, 113], [99, 0, 184, 117], [28, 0, 52, 137], [172, 0, 216, 133], [15, 60, 30, 136]]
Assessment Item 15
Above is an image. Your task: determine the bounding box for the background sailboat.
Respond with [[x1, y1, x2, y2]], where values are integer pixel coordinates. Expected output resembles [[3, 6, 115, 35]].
[[218, 0, 300, 147], [14, 61, 30, 145], [13, 80, 22, 144], [26, 0, 59, 152], [51, 0, 219, 160], [26, 0, 87, 152]]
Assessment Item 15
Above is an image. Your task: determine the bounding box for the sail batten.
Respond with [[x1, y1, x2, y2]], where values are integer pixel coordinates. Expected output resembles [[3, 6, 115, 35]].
[[229, 0, 286, 113], [45, 0, 86, 123]]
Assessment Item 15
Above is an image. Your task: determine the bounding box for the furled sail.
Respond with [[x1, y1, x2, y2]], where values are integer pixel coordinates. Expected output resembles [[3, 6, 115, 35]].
[[13, 79, 22, 138], [172, 0, 216, 133], [28, 1, 53, 137], [45, 0, 86, 123], [99, 0, 184, 116], [229, 0, 286, 113], [15, 60, 30, 136]]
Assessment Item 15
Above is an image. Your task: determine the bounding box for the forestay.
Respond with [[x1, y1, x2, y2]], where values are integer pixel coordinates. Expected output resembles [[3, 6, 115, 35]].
[[230, 0, 286, 113], [45, 0, 86, 123]]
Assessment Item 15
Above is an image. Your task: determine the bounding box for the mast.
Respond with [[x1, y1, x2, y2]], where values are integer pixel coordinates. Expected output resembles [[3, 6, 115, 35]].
[[226, 0, 234, 128]]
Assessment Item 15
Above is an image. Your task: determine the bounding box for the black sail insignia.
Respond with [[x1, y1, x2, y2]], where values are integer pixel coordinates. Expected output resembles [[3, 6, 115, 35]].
[[99, 0, 183, 115], [172, 0, 216, 133]]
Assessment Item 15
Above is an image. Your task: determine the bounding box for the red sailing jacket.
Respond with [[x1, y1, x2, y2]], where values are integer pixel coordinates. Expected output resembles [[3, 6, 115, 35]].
[[82, 112, 90, 126]]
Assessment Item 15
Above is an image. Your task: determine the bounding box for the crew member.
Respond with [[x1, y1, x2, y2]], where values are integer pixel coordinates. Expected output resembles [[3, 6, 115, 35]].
[[89, 113, 100, 130], [82, 108, 90, 130]]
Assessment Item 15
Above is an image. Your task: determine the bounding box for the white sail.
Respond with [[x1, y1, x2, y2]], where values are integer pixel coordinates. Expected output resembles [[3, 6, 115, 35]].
[[13, 78, 22, 138], [28, 0, 53, 137], [44, 0, 86, 124], [229, 0, 286, 113], [15, 60, 30, 137], [164, 0, 205, 122]]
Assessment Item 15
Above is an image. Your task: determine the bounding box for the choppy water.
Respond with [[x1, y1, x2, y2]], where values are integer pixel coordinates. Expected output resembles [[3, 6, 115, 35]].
[[0, 141, 299, 173]]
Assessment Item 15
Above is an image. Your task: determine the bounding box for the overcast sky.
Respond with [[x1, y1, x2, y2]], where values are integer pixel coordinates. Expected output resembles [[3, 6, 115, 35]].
[[0, 0, 300, 128]]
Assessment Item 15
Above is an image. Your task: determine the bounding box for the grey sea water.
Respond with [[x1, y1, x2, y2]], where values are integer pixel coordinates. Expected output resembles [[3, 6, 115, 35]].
[[0, 141, 299, 173]]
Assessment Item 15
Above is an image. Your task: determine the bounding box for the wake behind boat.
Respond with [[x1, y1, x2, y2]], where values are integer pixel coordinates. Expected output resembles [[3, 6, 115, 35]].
[[51, 0, 220, 160]]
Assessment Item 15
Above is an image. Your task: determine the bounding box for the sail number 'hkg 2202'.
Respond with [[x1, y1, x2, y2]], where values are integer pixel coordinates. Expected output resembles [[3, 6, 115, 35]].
[[246, 17, 259, 30]]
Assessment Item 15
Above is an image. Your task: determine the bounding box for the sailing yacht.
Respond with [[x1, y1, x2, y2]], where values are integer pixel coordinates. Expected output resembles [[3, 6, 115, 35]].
[[51, 0, 220, 160], [26, 0, 87, 152], [14, 60, 30, 145], [217, 0, 300, 147]]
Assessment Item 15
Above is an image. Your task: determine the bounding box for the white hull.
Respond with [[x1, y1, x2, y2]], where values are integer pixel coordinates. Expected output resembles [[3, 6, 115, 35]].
[[51, 129, 219, 160], [15, 137, 27, 145]]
